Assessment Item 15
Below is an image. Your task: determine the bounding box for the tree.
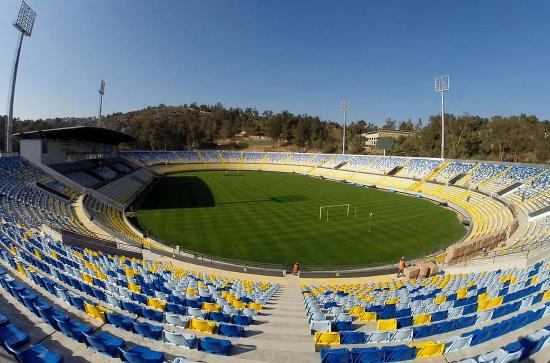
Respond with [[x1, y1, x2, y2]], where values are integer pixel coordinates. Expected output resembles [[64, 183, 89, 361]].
[[382, 118, 397, 130]]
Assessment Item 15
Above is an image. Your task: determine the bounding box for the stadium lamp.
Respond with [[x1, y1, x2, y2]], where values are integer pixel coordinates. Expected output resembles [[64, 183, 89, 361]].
[[434, 75, 450, 159], [340, 100, 350, 154], [6, 1, 36, 153], [98, 79, 106, 127]]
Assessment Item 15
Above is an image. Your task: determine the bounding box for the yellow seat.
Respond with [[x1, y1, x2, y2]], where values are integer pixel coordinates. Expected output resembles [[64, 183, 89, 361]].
[[456, 288, 468, 299], [147, 297, 166, 311], [232, 301, 247, 309], [84, 302, 106, 322], [413, 314, 432, 326], [412, 341, 445, 359], [202, 302, 221, 313], [377, 319, 397, 330], [189, 318, 217, 334], [128, 283, 141, 293], [477, 292, 489, 303], [314, 332, 340, 350], [16, 263, 27, 276], [385, 298, 399, 305], [95, 271, 107, 281], [185, 287, 197, 294], [249, 302, 263, 311], [434, 295, 446, 304], [489, 296, 503, 309], [531, 276, 539, 285], [82, 274, 94, 285], [543, 289, 550, 301], [349, 306, 365, 316], [358, 312, 377, 322], [477, 299, 491, 312]]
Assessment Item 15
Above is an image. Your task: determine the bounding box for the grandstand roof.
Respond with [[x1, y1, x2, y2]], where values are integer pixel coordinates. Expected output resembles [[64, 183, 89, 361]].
[[14, 126, 136, 145]]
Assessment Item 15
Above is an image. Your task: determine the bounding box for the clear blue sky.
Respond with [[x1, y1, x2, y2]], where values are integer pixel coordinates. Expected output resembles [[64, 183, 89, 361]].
[[1, 0, 549, 125]]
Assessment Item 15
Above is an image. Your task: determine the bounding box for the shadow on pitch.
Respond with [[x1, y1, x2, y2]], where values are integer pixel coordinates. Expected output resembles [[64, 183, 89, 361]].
[[138, 176, 215, 210]]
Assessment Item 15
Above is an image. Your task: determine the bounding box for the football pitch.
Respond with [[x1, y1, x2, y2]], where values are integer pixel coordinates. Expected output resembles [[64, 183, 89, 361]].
[[135, 171, 466, 267]]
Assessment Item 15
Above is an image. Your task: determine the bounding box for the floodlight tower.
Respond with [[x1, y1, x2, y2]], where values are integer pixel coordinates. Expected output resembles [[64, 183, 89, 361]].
[[6, 1, 36, 153], [97, 79, 105, 127], [340, 100, 350, 154], [434, 75, 450, 159]]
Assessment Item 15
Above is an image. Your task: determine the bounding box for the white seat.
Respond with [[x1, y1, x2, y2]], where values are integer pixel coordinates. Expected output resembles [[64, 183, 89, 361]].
[[391, 328, 413, 342], [368, 331, 390, 343], [475, 310, 493, 324], [445, 335, 473, 353], [162, 329, 196, 349], [478, 348, 522, 363], [310, 320, 331, 333]]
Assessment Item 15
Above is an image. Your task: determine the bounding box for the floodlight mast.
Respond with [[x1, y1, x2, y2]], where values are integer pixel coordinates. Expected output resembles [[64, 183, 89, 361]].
[[434, 75, 450, 159], [6, 1, 36, 153], [98, 79, 105, 127], [340, 101, 350, 154]]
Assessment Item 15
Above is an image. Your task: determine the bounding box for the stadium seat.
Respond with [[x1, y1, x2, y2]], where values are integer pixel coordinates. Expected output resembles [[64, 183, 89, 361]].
[[83, 331, 125, 357], [314, 331, 341, 350], [320, 348, 352, 363], [198, 337, 231, 356], [162, 329, 197, 349], [189, 318, 217, 334], [118, 345, 164, 363], [376, 318, 397, 331]]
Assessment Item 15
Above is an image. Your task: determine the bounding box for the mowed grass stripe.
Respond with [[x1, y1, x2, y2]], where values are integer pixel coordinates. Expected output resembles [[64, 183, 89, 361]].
[[136, 171, 466, 266]]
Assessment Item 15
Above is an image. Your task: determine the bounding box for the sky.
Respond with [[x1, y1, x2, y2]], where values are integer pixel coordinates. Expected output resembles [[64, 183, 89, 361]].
[[0, 0, 549, 126]]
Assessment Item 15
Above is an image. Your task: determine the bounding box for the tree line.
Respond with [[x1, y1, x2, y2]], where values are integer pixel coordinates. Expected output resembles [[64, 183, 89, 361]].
[[0, 103, 548, 163]]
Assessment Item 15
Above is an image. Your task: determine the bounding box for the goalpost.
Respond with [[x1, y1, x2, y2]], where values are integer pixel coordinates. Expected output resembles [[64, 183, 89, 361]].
[[319, 204, 358, 222], [225, 169, 240, 175]]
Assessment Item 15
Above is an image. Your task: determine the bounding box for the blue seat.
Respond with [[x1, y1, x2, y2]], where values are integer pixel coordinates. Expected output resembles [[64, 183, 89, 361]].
[[186, 299, 202, 309], [198, 336, 232, 356], [118, 345, 164, 363], [0, 314, 8, 328], [351, 347, 383, 363], [209, 312, 230, 323], [68, 294, 84, 311], [413, 324, 436, 339], [435, 320, 456, 334], [141, 308, 163, 322], [333, 321, 353, 332], [36, 306, 68, 331], [382, 345, 416, 362], [455, 315, 476, 330], [431, 310, 448, 322], [122, 301, 141, 315], [56, 318, 93, 343], [466, 325, 497, 346], [463, 303, 478, 315], [218, 323, 245, 338], [320, 347, 352, 363], [7, 343, 63, 363], [84, 331, 125, 357], [166, 303, 186, 315], [395, 308, 411, 318], [397, 316, 413, 328], [0, 324, 30, 349], [105, 313, 134, 331], [132, 321, 163, 340], [133, 293, 148, 305], [340, 331, 365, 344], [232, 315, 252, 326]]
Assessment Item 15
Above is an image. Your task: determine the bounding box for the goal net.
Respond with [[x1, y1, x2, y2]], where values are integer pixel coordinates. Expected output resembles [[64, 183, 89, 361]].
[[319, 204, 357, 222], [225, 169, 240, 175]]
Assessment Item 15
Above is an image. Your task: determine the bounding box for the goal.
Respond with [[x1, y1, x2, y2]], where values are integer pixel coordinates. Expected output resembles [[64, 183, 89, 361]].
[[225, 169, 240, 175], [319, 204, 357, 222]]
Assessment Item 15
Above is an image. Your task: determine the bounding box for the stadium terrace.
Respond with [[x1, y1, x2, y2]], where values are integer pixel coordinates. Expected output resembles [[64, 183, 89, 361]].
[[0, 125, 548, 362]]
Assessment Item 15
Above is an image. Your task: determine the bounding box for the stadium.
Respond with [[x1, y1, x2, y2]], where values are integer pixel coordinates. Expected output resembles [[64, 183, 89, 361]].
[[1, 1, 550, 363]]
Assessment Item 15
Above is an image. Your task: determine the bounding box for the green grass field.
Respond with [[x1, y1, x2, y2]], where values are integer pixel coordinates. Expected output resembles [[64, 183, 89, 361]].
[[135, 171, 466, 267]]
